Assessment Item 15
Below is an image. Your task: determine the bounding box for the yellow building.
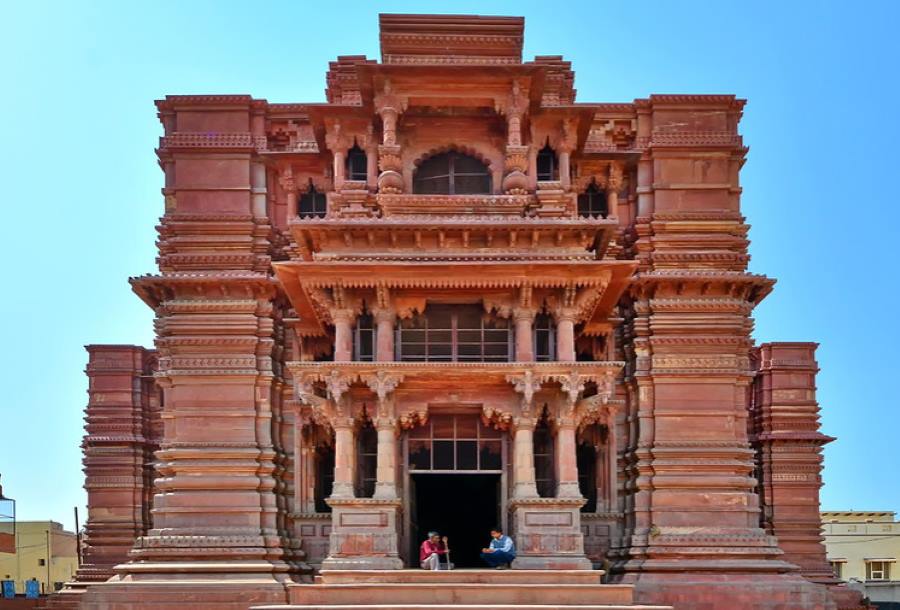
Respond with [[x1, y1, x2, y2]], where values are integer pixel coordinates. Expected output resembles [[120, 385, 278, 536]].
[[823, 511, 900, 607], [0, 521, 78, 595]]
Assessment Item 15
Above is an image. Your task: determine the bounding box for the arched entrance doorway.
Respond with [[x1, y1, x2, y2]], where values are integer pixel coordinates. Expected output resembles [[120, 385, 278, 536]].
[[403, 411, 508, 567]]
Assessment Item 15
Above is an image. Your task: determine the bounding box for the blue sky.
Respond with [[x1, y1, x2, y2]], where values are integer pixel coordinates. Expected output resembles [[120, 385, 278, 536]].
[[1, 1, 897, 531]]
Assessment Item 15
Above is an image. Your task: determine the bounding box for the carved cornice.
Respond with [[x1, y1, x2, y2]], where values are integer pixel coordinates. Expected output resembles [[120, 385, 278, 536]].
[[159, 132, 266, 152]]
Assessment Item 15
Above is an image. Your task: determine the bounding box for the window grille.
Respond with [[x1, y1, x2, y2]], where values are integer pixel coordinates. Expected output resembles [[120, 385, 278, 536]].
[[413, 152, 491, 195], [407, 414, 502, 472], [578, 180, 607, 218]]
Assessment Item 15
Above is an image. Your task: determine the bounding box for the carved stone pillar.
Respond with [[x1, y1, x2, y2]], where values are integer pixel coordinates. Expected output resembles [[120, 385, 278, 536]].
[[511, 417, 539, 499], [330, 417, 356, 499], [607, 161, 623, 219], [513, 308, 535, 362], [375, 82, 406, 194], [373, 417, 398, 499], [332, 309, 355, 362], [555, 309, 577, 362], [373, 308, 396, 362], [558, 148, 571, 191], [332, 150, 346, 191], [555, 419, 581, 498]]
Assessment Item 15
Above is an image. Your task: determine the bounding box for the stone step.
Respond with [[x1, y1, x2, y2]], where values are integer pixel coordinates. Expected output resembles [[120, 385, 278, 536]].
[[287, 583, 636, 606], [315, 570, 604, 585], [254, 606, 674, 610]]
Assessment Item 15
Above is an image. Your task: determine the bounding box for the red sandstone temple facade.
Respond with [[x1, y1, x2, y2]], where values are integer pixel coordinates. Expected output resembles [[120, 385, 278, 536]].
[[52, 14, 866, 610]]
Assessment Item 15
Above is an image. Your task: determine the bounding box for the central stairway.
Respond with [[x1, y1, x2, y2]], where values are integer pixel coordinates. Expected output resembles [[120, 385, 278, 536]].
[[251, 570, 673, 610]]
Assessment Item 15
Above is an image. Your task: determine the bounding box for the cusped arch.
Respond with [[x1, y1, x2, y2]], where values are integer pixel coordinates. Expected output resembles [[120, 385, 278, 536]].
[[412, 143, 496, 172]]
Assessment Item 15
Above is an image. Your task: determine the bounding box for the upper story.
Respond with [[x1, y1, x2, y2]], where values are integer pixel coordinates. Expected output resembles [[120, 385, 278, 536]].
[[142, 14, 758, 363], [154, 14, 747, 258]]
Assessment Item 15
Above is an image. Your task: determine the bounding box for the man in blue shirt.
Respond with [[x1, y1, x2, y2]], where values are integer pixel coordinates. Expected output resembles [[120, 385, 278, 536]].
[[480, 527, 515, 569]]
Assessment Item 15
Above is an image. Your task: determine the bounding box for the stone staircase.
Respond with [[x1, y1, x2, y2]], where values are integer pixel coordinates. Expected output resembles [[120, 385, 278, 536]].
[[251, 570, 673, 610]]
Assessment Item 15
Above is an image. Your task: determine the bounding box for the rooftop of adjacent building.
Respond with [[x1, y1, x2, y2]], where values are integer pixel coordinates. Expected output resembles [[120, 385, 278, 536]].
[[823, 512, 898, 524]]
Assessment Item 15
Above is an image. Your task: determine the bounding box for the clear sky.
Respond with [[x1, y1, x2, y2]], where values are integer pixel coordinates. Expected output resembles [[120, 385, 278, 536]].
[[1, 0, 897, 532]]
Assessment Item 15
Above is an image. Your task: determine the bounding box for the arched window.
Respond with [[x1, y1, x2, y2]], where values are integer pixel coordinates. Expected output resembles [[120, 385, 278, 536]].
[[353, 311, 375, 362], [533, 312, 556, 361], [534, 408, 556, 498], [298, 181, 327, 218], [346, 143, 367, 181], [536, 143, 558, 181], [314, 442, 335, 512], [577, 425, 601, 513], [356, 421, 377, 498], [578, 180, 608, 218], [413, 151, 491, 195]]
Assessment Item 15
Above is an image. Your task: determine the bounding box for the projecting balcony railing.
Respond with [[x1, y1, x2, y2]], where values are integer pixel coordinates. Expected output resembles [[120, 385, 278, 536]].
[[286, 360, 624, 387]]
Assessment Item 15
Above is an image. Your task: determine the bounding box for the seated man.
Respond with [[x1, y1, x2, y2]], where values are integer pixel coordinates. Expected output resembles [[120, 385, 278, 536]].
[[480, 527, 516, 569], [420, 531, 449, 570]]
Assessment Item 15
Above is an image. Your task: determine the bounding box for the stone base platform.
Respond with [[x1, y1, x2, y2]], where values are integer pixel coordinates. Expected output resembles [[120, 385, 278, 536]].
[[252, 569, 673, 610]]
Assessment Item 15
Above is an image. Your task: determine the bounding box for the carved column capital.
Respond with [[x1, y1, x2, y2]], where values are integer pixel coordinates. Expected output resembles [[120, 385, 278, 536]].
[[512, 306, 537, 323], [331, 307, 358, 325], [506, 370, 543, 415], [364, 370, 404, 404]]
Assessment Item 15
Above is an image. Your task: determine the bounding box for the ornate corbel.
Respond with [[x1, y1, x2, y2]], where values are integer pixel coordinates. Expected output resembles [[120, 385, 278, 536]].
[[364, 370, 404, 413], [482, 405, 513, 431], [506, 370, 543, 417]]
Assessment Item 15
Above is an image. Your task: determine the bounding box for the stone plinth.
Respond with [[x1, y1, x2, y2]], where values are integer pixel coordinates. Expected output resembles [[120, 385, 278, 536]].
[[510, 497, 593, 570], [321, 498, 403, 569]]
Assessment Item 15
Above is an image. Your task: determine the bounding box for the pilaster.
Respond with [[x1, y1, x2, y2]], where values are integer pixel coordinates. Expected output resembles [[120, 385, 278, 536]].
[[614, 94, 834, 609]]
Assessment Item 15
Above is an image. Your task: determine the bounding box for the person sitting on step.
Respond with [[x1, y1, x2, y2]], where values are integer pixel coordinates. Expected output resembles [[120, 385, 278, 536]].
[[480, 526, 515, 569], [420, 531, 450, 570]]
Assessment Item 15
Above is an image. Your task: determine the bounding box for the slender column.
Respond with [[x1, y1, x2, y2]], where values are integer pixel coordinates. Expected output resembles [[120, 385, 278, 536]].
[[555, 309, 577, 362], [607, 418, 617, 511], [555, 420, 581, 497], [333, 150, 346, 191], [373, 308, 396, 362], [373, 417, 398, 499], [332, 309, 355, 362], [527, 145, 538, 190], [512, 418, 539, 499], [607, 162, 623, 219], [366, 144, 378, 190], [513, 308, 535, 362], [558, 148, 571, 190], [330, 418, 355, 499]]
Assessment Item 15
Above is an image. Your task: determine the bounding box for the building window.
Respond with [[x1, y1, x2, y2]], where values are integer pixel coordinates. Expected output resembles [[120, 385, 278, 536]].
[[38, 558, 46, 566], [830, 561, 844, 579], [356, 421, 377, 498], [353, 312, 375, 361], [578, 180, 607, 218], [407, 414, 502, 471], [533, 312, 556, 361], [866, 560, 892, 581], [536, 143, 558, 181], [577, 427, 600, 513], [298, 181, 327, 218], [534, 410, 555, 498], [413, 152, 491, 195], [314, 443, 335, 513], [346, 143, 368, 181], [397, 305, 511, 362]]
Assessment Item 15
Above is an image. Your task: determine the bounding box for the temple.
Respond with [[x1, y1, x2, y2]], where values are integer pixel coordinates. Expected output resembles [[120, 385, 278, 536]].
[[53, 13, 866, 610]]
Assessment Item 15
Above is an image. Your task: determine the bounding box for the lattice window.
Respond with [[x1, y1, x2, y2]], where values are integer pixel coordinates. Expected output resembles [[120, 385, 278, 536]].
[[346, 143, 367, 181], [298, 181, 327, 218], [536, 143, 558, 181], [533, 312, 556, 361], [578, 180, 607, 218], [413, 152, 491, 195], [407, 414, 502, 472], [397, 305, 511, 362], [353, 312, 375, 362], [356, 422, 377, 498], [534, 411, 555, 498]]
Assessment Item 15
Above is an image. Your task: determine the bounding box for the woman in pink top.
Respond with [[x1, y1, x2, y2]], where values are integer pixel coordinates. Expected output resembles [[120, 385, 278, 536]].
[[419, 531, 449, 570]]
